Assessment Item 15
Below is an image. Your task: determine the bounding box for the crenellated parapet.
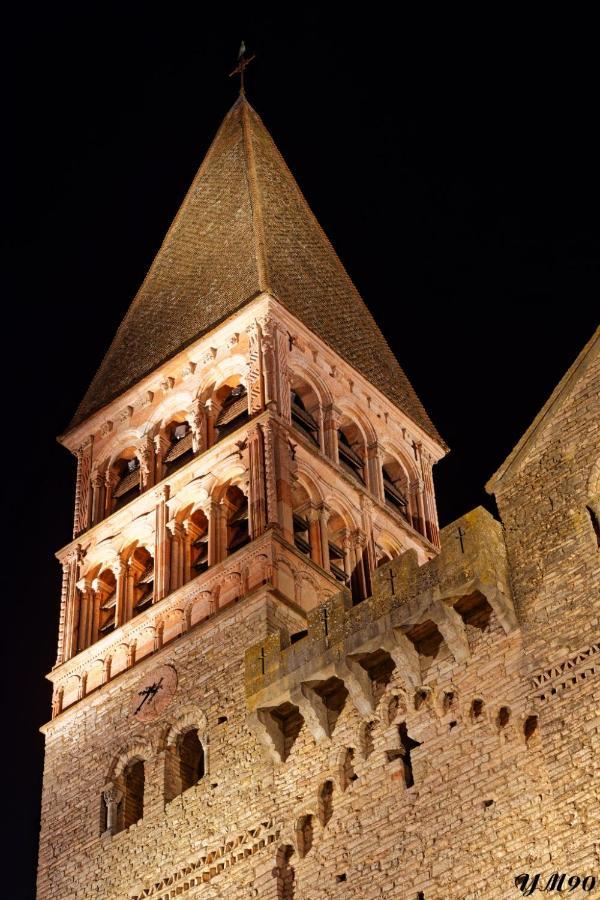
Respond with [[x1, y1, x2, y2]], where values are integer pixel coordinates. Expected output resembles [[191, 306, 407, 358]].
[[244, 506, 518, 762]]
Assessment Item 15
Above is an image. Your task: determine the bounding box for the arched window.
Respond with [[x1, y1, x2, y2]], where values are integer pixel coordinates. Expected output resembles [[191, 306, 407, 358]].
[[375, 546, 392, 568], [326, 510, 349, 586], [163, 416, 194, 474], [214, 383, 249, 443], [290, 375, 321, 447], [96, 569, 117, 637], [374, 535, 401, 569], [111, 450, 141, 511], [122, 758, 144, 829], [381, 454, 410, 521], [130, 546, 154, 618], [337, 418, 366, 485], [188, 508, 209, 577], [292, 483, 313, 559], [165, 729, 205, 802], [225, 485, 249, 555]]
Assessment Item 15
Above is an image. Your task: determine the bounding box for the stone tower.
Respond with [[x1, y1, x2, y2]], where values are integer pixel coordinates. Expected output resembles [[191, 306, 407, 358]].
[[37, 93, 600, 900], [37, 96, 445, 898]]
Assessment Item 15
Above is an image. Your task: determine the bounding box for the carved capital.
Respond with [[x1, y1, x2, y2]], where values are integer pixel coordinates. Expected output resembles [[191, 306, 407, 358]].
[[323, 404, 342, 430]]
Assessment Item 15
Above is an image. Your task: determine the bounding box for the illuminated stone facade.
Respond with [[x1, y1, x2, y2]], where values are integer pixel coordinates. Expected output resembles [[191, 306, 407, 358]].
[[37, 96, 600, 899]]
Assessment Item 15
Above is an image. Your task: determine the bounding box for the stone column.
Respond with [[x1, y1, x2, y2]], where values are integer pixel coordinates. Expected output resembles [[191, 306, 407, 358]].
[[307, 508, 323, 566], [310, 403, 326, 454], [420, 449, 440, 548], [137, 434, 155, 490], [102, 784, 123, 836], [360, 495, 376, 592], [245, 321, 264, 414], [319, 506, 330, 573], [353, 530, 369, 601], [270, 423, 295, 544], [342, 530, 354, 583], [73, 436, 93, 538], [205, 500, 220, 566], [366, 441, 385, 501], [220, 497, 236, 559], [76, 577, 94, 651], [154, 486, 170, 602], [154, 433, 171, 484], [91, 468, 106, 526], [167, 521, 184, 592], [104, 467, 119, 518], [125, 560, 137, 622], [247, 424, 267, 539], [259, 317, 278, 411], [323, 405, 341, 464], [205, 398, 221, 449], [276, 331, 292, 422], [414, 479, 426, 537], [57, 546, 81, 666], [189, 398, 207, 455], [51, 686, 64, 719], [114, 558, 127, 628]]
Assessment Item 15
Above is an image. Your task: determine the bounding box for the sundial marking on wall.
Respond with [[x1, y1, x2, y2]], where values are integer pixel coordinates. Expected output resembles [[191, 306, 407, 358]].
[[129, 664, 178, 722]]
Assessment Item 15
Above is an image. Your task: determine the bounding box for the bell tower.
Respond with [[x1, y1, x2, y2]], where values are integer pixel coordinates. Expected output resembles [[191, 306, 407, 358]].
[[37, 93, 445, 899]]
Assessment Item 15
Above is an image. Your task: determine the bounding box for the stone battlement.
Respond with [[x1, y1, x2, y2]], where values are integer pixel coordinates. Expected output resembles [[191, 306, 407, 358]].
[[244, 507, 518, 762]]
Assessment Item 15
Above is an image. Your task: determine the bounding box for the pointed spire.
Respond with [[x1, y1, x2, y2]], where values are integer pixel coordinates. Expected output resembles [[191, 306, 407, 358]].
[[68, 98, 442, 445]]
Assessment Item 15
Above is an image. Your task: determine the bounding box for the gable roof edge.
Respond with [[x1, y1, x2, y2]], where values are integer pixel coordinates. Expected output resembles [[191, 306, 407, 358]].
[[486, 325, 600, 494]]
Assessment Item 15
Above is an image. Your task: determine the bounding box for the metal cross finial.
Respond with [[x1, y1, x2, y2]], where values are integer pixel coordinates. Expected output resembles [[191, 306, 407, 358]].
[[229, 41, 255, 97]]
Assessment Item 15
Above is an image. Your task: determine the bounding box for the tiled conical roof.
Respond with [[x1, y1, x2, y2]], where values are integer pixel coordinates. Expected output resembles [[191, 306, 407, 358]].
[[70, 97, 442, 444]]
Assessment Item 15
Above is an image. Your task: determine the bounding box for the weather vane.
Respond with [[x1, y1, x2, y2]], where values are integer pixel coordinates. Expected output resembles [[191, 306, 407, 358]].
[[229, 40, 255, 97]]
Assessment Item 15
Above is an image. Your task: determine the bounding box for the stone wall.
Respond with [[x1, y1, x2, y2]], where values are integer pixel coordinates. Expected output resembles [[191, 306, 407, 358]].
[[39, 504, 597, 899], [491, 338, 600, 889]]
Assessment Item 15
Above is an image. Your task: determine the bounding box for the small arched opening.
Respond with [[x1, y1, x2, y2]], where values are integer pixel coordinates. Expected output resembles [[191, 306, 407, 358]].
[[337, 417, 366, 486], [165, 728, 205, 803], [214, 381, 249, 444], [326, 509, 349, 587], [188, 508, 209, 578], [110, 449, 141, 512], [290, 374, 321, 447], [96, 569, 117, 637], [162, 414, 194, 475], [130, 546, 154, 618], [225, 484, 250, 556], [381, 454, 410, 522], [122, 758, 145, 829]]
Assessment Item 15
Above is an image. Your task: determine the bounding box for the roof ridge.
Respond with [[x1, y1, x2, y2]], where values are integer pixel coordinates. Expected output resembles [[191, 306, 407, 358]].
[[240, 99, 270, 293]]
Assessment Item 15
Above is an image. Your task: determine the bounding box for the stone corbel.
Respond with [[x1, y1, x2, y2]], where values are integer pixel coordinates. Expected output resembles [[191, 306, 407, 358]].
[[472, 579, 518, 635], [334, 656, 375, 717], [428, 601, 470, 663], [290, 684, 331, 743], [246, 709, 285, 765], [383, 629, 422, 689]]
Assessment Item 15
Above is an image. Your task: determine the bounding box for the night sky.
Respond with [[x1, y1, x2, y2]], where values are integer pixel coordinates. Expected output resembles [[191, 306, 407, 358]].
[[3, 8, 598, 896]]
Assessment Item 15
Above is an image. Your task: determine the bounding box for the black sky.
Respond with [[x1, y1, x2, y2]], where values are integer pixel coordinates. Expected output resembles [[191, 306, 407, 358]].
[[2, 7, 599, 896]]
